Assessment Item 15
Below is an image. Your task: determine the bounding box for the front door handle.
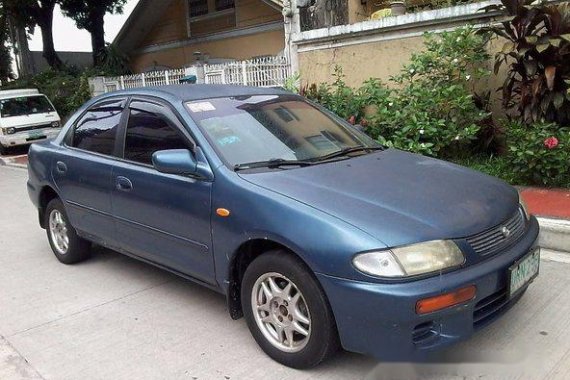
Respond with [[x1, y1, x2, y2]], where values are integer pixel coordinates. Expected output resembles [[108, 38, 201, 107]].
[[55, 161, 67, 174], [116, 176, 133, 192]]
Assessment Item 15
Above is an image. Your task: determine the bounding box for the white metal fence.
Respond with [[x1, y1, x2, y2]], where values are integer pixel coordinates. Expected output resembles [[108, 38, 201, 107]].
[[101, 68, 187, 93], [99, 57, 291, 94], [204, 56, 291, 87]]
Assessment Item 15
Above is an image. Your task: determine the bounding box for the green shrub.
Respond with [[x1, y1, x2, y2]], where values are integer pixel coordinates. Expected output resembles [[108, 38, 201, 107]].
[[453, 155, 523, 185], [304, 66, 365, 122], [304, 27, 492, 159], [370, 27, 491, 158], [505, 121, 570, 187]]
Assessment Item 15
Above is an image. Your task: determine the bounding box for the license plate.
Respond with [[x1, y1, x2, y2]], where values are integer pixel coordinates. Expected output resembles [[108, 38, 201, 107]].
[[26, 132, 45, 141], [508, 248, 540, 298]]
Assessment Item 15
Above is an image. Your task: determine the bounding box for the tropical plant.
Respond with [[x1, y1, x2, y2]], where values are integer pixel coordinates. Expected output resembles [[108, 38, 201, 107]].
[[481, 0, 570, 124], [96, 43, 131, 76]]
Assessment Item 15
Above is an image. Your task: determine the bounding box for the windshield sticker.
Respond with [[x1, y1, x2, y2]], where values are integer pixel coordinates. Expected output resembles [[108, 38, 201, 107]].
[[218, 135, 241, 146], [188, 102, 216, 113]]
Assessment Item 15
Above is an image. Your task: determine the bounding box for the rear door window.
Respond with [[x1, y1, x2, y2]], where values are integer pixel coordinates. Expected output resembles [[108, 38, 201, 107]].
[[123, 100, 191, 166], [72, 100, 124, 156]]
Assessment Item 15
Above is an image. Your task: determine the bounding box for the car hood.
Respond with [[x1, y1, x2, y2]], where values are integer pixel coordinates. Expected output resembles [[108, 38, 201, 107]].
[[239, 149, 519, 248]]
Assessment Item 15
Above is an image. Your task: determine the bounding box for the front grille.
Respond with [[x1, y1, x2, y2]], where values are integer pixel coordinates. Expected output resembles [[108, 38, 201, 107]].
[[466, 208, 526, 257], [14, 123, 52, 133], [473, 287, 525, 328]]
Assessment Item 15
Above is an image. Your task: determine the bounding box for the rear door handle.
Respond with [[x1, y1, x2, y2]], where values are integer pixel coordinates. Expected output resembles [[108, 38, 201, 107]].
[[116, 176, 133, 192], [55, 161, 67, 174]]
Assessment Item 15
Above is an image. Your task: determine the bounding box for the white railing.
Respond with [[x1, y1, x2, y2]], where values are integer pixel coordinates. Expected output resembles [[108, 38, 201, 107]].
[[204, 56, 291, 87], [99, 57, 291, 94], [101, 68, 188, 93]]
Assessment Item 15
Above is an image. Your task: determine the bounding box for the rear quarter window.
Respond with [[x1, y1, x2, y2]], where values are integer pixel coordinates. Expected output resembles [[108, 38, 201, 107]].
[[72, 102, 124, 155]]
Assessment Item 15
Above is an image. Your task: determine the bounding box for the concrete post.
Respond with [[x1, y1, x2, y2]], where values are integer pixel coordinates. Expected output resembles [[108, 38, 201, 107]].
[[241, 61, 248, 85], [188, 64, 204, 84], [88, 77, 107, 97], [283, 0, 300, 75]]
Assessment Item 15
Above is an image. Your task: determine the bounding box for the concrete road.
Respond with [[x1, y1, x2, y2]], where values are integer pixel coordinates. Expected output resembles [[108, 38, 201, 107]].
[[2, 166, 570, 380]]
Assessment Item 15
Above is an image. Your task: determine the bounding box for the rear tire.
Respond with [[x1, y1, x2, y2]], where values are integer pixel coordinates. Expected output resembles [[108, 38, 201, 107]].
[[241, 250, 339, 368], [45, 198, 91, 264]]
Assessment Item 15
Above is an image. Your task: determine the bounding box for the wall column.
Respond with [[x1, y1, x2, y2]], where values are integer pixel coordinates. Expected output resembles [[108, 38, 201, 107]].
[[283, 0, 300, 75]]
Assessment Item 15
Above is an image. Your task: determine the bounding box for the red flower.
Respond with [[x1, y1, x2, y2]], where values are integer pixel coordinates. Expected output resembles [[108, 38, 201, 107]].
[[347, 115, 356, 125], [544, 136, 559, 149]]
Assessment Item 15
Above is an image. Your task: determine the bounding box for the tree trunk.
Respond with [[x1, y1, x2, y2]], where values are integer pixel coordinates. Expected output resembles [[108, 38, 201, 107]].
[[90, 10, 106, 67], [11, 21, 35, 77], [37, 4, 62, 70]]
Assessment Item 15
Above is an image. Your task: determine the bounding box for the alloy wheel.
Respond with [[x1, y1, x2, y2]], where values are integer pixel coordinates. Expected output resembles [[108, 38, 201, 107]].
[[49, 209, 69, 255], [251, 272, 311, 353]]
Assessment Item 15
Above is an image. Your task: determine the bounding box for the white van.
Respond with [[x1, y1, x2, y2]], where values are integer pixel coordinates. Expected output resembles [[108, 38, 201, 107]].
[[0, 89, 62, 154]]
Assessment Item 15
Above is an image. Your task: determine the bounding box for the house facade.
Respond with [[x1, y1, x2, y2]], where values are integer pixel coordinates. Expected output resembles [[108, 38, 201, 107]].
[[115, 0, 287, 73]]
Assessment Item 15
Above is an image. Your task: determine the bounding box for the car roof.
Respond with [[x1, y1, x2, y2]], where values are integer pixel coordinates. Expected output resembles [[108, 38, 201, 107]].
[[0, 89, 41, 100], [98, 84, 294, 103]]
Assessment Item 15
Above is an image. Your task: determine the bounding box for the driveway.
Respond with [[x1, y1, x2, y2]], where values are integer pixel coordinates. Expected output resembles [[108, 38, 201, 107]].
[[1, 165, 570, 380]]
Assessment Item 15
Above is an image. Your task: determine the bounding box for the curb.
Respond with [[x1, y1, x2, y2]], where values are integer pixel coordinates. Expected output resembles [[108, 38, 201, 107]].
[[0, 156, 27, 169], [538, 217, 570, 254]]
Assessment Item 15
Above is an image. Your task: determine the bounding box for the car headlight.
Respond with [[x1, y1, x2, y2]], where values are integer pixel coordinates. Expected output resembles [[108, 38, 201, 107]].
[[353, 240, 465, 278], [518, 193, 530, 220], [51, 121, 60, 128], [2, 127, 16, 135]]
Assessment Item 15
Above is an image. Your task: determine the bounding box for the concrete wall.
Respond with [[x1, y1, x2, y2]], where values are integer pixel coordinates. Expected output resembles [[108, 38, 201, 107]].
[[295, 2, 503, 87], [30, 51, 92, 74], [293, 1, 507, 115], [298, 35, 426, 87]]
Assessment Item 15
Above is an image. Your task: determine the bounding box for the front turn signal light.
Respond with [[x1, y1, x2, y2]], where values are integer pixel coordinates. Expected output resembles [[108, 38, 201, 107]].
[[416, 285, 476, 314]]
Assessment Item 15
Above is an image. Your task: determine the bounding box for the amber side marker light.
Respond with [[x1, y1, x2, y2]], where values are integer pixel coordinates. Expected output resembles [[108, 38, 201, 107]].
[[416, 285, 476, 315], [216, 208, 231, 217]]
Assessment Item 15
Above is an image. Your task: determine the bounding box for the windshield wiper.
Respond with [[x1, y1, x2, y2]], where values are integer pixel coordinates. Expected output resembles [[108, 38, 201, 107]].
[[313, 145, 384, 161], [234, 158, 314, 171]]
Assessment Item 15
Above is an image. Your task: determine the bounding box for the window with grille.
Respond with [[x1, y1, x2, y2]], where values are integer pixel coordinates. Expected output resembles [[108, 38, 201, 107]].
[[188, 0, 208, 18], [215, 0, 235, 11]]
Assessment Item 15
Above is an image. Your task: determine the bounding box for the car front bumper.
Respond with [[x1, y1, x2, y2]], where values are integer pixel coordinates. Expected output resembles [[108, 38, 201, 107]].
[[316, 216, 540, 360], [0, 129, 59, 148]]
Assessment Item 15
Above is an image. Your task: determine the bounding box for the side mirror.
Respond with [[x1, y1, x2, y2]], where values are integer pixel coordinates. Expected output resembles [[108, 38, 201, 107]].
[[152, 149, 198, 175]]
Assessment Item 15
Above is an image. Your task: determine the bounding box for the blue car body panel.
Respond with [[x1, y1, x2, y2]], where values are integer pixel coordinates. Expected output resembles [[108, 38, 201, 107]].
[[27, 85, 540, 360], [241, 149, 519, 248]]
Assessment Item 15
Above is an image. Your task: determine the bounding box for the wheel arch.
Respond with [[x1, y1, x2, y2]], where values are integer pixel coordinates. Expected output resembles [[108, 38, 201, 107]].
[[38, 185, 60, 229], [226, 237, 318, 320]]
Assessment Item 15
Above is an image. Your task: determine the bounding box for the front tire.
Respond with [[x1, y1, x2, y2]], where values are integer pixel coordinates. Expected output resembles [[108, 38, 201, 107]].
[[241, 251, 339, 368], [45, 198, 91, 264]]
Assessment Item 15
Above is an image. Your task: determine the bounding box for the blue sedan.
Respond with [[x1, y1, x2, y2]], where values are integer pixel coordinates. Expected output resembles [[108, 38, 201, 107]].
[[27, 85, 540, 368]]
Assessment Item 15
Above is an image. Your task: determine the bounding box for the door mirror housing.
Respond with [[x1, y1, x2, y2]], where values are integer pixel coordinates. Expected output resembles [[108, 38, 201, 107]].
[[152, 149, 198, 175]]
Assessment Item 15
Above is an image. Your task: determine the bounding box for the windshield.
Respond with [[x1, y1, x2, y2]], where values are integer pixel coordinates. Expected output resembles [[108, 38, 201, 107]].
[[186, 95, 380, 168], [0, 95, 55, 118]]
